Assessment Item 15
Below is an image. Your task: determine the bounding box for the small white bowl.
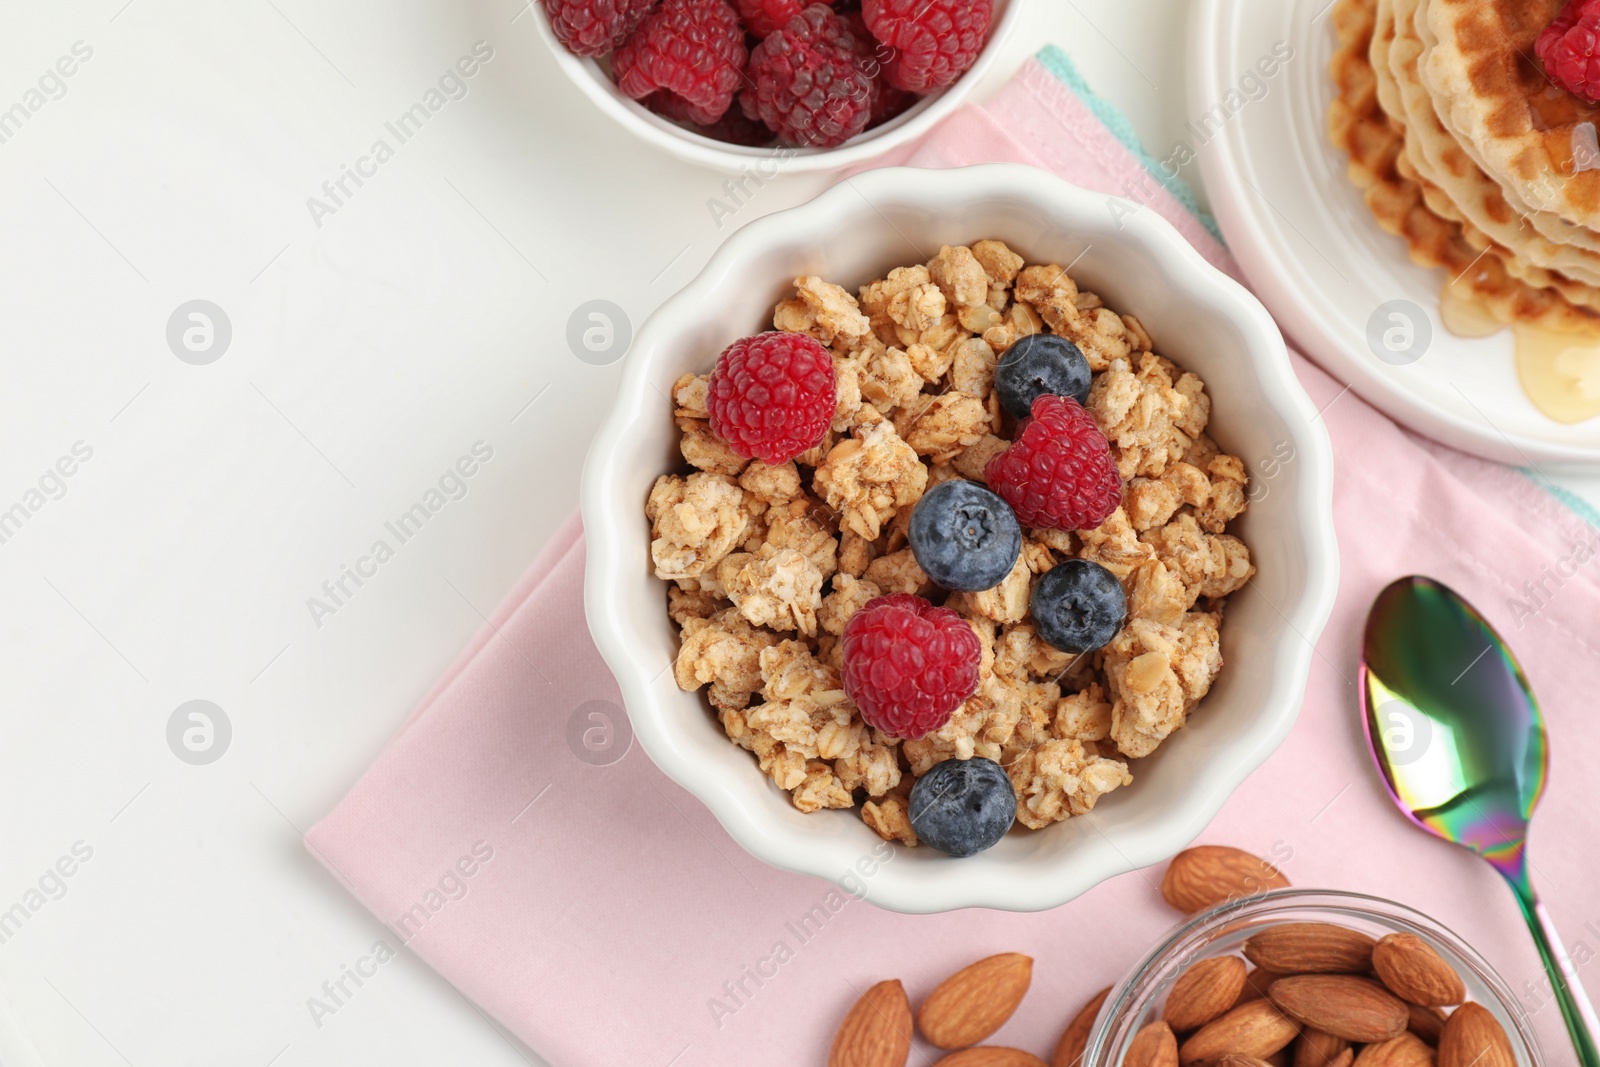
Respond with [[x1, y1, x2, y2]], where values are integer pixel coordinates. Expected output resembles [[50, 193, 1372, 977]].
[[530, 0, 1022, 173], [581, 164, 1340, 913]]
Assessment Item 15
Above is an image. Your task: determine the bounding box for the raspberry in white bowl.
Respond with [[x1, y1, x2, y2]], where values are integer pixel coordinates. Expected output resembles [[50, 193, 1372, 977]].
[[531, 0, 1023, 169]]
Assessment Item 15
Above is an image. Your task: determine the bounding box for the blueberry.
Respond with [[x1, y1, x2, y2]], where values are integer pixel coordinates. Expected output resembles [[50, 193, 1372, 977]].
[[995, 334, 1092, 419], [909, 757, 1016, 858], [1031, 559, 1127, 653], [908, 479, 1022, 592]]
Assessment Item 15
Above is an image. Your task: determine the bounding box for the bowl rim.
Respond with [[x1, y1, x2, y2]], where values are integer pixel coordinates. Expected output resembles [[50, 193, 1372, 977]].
[[580, 163, 1341, 913], [1085, 887, 1546, 1066], [528, 0, 1026, 173]]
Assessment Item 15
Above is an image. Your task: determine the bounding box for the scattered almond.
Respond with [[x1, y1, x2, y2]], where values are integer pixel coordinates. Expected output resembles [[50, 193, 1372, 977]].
[[1437, 1003, 1514, 1067], [1351, 1032, 1436, 1067], [1166, 957, 1248, 1032], [1268, 976, 1409, 1044], [1179, 1000, 1301, 1065], [829, 979, 914, 1067], [919, 953, 1034, 1050], [1371, 934, 1465, 1007], [1125, 1021, 1179, 1067], [1052, 986, 1111, 1067], [934, 1048, 1049, 1067], [1161, 847, 1292, 915], [1294, 1028, 1351, 1067], [1244, 924, 1376, 975], [1327, 1052, 1355, 1067], [1405, 1003, 1446, 1045], [1217, 1058, 1279, 1067]]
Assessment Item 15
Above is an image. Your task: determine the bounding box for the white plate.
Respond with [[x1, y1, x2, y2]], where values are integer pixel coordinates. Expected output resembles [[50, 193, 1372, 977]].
[[1189, 0, 1600, 468]]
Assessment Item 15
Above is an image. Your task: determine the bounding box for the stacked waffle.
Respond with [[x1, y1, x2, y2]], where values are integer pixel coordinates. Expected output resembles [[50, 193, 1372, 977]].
[[1330, 0, 1600, 329]]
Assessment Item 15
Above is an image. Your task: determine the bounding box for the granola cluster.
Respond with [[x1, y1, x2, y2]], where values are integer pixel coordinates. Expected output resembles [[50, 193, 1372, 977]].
[[648, 241, 1256, 845]]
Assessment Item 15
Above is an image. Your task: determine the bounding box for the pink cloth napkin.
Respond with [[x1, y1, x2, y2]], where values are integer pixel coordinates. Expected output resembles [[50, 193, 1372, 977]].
[[307, 53, 1600, 1067]]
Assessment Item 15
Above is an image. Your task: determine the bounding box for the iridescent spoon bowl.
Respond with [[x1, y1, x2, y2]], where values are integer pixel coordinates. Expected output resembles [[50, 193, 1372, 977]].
[[1360, 575, 1599, 1066]]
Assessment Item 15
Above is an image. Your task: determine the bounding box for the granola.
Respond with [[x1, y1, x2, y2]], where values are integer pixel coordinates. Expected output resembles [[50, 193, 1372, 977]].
[[653, 245, 1256, 848], [812, 418, 927, 540]]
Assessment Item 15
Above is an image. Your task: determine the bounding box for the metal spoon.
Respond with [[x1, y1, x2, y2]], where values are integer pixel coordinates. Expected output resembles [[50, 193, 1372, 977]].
[[1360, 575, 1599, 1066]]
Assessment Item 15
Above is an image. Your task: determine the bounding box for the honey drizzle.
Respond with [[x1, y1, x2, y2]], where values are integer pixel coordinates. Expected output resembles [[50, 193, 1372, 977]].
[[1513, 323, 1600, 425], [1436, 286, 1600, 424]]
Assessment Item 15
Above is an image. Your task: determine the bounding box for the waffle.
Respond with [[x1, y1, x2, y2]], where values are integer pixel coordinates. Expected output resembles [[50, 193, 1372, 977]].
[[1328, 0, 1600, 329], [1385, 0, 1600, 285], [1387, 0, 1600, 305], [1404, 0, 1600, 263], [1421, 0, 1600, 233]]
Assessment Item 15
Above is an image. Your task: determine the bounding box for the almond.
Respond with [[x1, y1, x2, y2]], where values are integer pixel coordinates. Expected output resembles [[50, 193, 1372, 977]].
[[1216, 1058, 1278, 1067], [1162, 847, 1292, 915], [1351, 1032, 1436, 1067], [1293, 1028, 1350, 1067], [934, 1049, 1050, 1067], [1243, 924, 1376, 974], [829, 979, 914, 1067], [1327, 1052, 1355, 1067], [1179, 1000, 1301, 1064], [1126, 1021, 1180, 1067], [1372, 934, 1465, 1007], [1405, 1003, 1446, 1045], [919, 953, 1033, 1049], [1267, 976, 1408, 1044], [1237, 968, 1287, 1007], [1166, 957, 1248, 1032], [1437, 1003, 1514, 1067], [1052, 986, 1112, 1067]]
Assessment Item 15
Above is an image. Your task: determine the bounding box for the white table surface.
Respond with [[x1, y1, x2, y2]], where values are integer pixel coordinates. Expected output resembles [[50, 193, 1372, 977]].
[[4, 3, 1599, 1065]]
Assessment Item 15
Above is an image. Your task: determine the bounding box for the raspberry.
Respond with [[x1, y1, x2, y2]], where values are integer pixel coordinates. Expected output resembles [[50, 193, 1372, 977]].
[[544, 0, 660, 57], [862, 0, 992, 93], [838, 11, 914, 128], [1538, 0, 1600, 103], [840, 594, 981, 740], [734, 0, 805, 37], [741, 4, 875, 147], [646, 90, 774, 144], [614, 0, 748, 125], [707, 331, 837, 464], [984, 394, 1123, 531], [868, 78, 915, 127]]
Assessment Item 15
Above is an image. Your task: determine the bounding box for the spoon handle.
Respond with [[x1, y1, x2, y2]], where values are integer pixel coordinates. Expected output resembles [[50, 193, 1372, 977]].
[[1507, 874, 1600, 1067]]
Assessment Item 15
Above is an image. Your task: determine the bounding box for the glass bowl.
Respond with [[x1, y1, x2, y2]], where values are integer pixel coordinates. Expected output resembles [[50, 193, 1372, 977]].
[[1084, 889, 1544, 1066]]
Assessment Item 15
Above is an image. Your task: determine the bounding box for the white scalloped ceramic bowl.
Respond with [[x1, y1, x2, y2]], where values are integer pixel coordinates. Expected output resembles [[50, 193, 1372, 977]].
[[530, 0, 1022, 173], [582, 164, 1339, 913]]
